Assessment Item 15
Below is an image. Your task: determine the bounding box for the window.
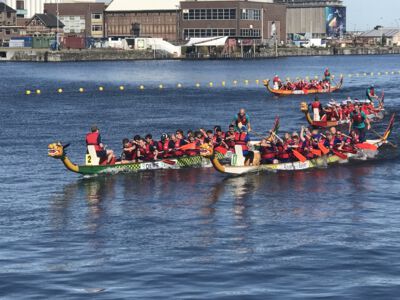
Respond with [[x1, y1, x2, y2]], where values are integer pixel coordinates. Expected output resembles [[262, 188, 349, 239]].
[[240, 9, 261, 20], [240, 28, 261, 37], [16, 0, 24, 10], [183, 8, 236, 20], [92, 25, 103, 32], [183, 28, 236, 38], [7, 12, 11, 18], [5, 29, 11, 35]]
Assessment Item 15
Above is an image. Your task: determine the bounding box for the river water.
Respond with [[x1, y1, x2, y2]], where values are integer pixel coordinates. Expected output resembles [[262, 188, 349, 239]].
[[1, 56, 399, 299]]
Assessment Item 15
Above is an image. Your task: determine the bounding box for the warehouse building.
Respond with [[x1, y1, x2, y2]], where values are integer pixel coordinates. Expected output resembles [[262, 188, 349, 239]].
[[180, 0, 286, 43], [44, 2, 105, 38], [274, 0, 346, 38], [105, 0, 180, 41]]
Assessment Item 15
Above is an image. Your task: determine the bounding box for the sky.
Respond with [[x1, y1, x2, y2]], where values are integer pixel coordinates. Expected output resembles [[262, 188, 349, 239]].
[[345, 0, 400, 31]]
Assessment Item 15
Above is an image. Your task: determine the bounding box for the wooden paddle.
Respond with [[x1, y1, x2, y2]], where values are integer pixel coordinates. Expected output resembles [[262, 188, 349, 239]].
[[310, 149, 322, 157], [291, 149, 307, 162], [318, 142, 330, 155], [179, 142, 197, 151], [332, 149, 348, 159]]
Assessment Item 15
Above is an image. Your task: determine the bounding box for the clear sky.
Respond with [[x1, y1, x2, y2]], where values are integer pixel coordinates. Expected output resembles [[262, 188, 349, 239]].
[[345, 0, 400, 31]]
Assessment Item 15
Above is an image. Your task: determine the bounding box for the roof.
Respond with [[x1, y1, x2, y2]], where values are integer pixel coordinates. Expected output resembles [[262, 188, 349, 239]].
[[185, 37, 228, 47], [31, 14, 65, 28], [106, 0, 180, 12], [0, 3, 16, 13], [360, 28, 400, 38]]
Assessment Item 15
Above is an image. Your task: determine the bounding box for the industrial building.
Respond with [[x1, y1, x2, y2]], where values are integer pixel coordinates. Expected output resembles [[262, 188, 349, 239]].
[[105, 0, 180, 41], [44, 2, 106, 38], [359, 28, 400, 47], [274, 0, 346, 38], [180, 0, 286, 43], [0, 0, 97, 19]]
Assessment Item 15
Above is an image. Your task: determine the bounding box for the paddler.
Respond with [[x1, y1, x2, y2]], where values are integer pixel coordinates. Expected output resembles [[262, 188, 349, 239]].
[[272, 74, 282, 90], [145, 134, 159, 160], [85, 125, 115, 164], [231, 108, 252, 132], [366, 84, 379, 102], [323, 68, 331, 83], [120, 138, 136, 163], [310, 96, 323, 121], [224, 125, 236, 151], [260, 138, 278, 164], [234, 126, 254, 166], [349, 104, 371, 142]]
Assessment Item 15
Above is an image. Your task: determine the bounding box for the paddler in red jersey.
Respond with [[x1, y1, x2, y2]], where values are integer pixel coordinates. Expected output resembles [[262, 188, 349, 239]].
[[259, 138, 278, 164], [119, 138, 136, 163], [86, 125, 115, 164], [234, 126, 254, 166], [272, 74, 282, 90], [145, 134, 159, 160], [224, 125, 236, 151], [310, 96, 323, 121]]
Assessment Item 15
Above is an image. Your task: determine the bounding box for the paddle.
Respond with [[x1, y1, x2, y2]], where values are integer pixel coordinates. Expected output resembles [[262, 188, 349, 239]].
[[214, 146, 228, 155], [291, 149, 307, 162], [332, 149, 348, 160], [318, 142, 330, 155], [310, 149, 322, 157], [179, 142, 197, 151], [355, 143, 378, 151]]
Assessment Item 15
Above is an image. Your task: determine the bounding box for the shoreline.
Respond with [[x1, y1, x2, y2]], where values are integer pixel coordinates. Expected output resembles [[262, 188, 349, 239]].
[[1, 46, 400, 62]]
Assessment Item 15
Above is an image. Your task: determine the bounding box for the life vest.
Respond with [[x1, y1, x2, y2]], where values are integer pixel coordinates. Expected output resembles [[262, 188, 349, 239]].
[[174, 139, 184, 156], [277, 145, 290, 159], [86, 132, 102, 152], [273, 76, 280, 83], [236, 114, 248, 127], [261, 146, 276, 160], [311, 101, 321, 109], [234, 132, 248, 151], [144, 144, 155, 160], [225, 133, 236, 149], [123, 142, 135, 161], [352, 112, 364, 124]]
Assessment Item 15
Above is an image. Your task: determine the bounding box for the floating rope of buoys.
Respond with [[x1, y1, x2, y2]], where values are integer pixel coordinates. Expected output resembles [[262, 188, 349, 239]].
[[22, 69, 400, 95]]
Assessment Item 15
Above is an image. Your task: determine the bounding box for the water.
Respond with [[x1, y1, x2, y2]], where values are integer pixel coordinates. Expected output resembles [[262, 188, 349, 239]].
[[1, 56, 399, 299]]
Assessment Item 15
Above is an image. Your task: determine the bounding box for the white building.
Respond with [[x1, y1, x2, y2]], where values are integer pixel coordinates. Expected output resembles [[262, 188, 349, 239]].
[[0, 0, 96, 18]]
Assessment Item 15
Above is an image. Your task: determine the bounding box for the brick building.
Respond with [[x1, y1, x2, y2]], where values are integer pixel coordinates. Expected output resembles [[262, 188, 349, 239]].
[[44, 3, 105, 39], [0, 3, 19, 45], [180, 0, 286, 43], [105, 0, 180, 41]]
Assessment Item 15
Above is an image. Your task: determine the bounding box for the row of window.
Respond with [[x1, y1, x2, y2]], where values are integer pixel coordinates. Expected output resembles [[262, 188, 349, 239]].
[[240, 9, 261, 20], [240, 28, 261, 37], [183, 28, 236, 38], [183, 28, 261, 38], [108, 25, 176, 34], [0, 28, 18, 34], [183, 9, 236, 20]]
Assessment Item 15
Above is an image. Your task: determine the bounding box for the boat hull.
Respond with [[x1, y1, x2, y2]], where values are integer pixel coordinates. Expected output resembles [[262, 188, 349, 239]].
[[264, 77, 343, 96]]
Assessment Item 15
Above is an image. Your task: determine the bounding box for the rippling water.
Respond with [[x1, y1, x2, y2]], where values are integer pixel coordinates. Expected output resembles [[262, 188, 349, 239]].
[[1, 56, 399, 299]]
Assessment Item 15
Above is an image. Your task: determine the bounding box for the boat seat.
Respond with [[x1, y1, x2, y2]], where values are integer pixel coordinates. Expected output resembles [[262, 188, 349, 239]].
[[86, 145, 100, 166], [232, 145, 245, 167]]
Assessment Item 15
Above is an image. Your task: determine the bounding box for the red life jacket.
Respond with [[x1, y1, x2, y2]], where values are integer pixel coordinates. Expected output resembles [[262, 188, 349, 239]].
[[174, 139, 184, 156], [370, 88, 375, 96], [277, 145, 290, 159], [261, 146, 276, 160], [225, 133, 236, 149], [86, 132, 102, 152], [234, 132, 248, 151], [236, 114, 248, 126], [352, 112, 363, 123], [311, 101, 320, 109]]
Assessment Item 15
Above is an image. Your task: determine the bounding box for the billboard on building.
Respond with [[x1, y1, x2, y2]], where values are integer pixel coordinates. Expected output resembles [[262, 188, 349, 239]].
[[325, 6, 346, 38]]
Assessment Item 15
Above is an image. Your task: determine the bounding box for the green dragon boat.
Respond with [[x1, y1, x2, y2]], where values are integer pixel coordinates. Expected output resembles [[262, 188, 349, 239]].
[[48, 142, 226, 176]]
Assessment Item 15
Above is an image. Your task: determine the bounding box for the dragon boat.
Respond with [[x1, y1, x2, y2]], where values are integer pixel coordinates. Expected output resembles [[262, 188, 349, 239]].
[[264, 76, 343, 96], [48, 142, 230, 176], [300, 100, 385, 129], [200, 114, 395, 176]]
